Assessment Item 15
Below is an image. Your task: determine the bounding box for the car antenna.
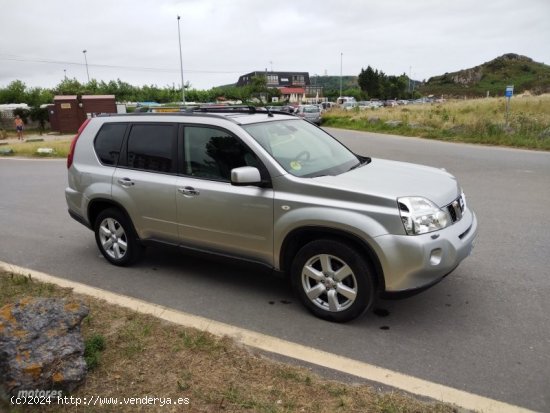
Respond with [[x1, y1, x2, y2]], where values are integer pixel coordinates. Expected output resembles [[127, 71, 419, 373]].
[[265, 106, 274, 117]]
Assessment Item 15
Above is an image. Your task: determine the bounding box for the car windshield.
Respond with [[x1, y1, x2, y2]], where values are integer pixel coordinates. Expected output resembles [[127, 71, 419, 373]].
[[243, 119, 359, 177]]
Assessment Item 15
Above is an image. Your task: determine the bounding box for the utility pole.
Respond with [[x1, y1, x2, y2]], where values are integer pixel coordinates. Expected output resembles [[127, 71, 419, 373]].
[[409, 66, 412, 99], [177, 16, 186, 104], [82, 50, 90, 82], [339, 52, 343, 98]]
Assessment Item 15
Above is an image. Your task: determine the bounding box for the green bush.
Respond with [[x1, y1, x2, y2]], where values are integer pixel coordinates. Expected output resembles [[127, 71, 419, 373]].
[[84, 333, 106, 370]]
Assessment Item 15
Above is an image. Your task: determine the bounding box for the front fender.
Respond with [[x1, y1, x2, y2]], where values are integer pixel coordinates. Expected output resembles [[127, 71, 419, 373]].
[[273, 205, 395, 269]]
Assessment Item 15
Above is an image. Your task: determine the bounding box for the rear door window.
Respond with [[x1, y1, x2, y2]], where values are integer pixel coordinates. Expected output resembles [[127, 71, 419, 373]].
[[126, 124, 177, 173], [94, 123, 127, 165]]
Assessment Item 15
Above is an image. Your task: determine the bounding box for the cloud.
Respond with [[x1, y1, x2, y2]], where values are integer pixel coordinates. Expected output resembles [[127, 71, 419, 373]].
[[1, 0, 548, 89]]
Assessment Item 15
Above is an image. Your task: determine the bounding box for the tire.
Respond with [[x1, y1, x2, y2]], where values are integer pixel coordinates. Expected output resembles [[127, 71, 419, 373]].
[[290, 239, 375, 322], [94, 208, 143, 266]]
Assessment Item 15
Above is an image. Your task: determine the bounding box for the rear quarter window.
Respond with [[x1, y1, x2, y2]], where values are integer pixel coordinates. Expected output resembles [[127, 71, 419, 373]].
[[94, 123, 127, 165]]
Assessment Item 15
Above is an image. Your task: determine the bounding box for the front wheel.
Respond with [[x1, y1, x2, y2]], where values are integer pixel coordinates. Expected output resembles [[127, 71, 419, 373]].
[[291, 240, 375, 322], [94, 208, 143, 266]]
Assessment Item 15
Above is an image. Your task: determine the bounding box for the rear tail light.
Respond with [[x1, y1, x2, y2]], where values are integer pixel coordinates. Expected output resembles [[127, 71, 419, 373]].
[[67, 118, 91, 169]]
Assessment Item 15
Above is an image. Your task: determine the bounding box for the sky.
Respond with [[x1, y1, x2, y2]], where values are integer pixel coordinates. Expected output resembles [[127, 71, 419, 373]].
[[1, 0, 549, 91]]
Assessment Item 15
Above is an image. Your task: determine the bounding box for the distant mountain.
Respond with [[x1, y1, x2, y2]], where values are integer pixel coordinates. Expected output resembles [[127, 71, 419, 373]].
[[420, 53, 550, 97]]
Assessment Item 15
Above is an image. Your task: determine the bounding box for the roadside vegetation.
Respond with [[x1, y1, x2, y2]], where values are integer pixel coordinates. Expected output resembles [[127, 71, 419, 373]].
[[0, 137, 72, 158], [0, 270, 457, 413], [322, 95, 550, 151]]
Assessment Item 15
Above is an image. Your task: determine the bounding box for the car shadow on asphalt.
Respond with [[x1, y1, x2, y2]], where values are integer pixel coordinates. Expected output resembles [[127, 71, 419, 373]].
[[120, 243, 473, 332]]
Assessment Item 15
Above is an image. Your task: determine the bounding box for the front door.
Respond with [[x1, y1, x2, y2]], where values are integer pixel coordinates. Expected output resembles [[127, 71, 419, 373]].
[[176, 126, 274, 265]]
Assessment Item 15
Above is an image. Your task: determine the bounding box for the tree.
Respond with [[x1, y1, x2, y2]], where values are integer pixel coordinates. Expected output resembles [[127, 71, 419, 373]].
[[12, 107, 30, 123], [0, 80, 27, 103], [54, 78, 84, 95], [358, 66, 380, 98], [358, 67, 411, 99], [29, 106, 49, 135], [248, 75, 269, 103]]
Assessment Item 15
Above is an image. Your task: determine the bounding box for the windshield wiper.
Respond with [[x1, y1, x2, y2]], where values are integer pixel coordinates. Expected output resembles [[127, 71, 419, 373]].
[[348, 161, 364, 171]]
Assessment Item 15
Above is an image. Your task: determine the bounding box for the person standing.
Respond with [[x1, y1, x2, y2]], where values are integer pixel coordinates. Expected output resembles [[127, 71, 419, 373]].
[[14, 115, 24, 140]]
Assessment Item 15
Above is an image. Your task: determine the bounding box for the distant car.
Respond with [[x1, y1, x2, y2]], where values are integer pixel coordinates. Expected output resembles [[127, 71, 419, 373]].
[[358, 101, 377, 110], [294, 105, 321, 125], [320, 102, 336, 111], [384, 100, 398, 107], [280, 105, 296, 114], [336, 96, 357, 105], [342, 102, 358, 111]]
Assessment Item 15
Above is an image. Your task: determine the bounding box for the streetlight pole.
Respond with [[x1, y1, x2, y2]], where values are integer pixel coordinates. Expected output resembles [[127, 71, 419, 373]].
[[82, 50, 90, 83], [339, 52, 343, 98], [177, 16, 186, 105]]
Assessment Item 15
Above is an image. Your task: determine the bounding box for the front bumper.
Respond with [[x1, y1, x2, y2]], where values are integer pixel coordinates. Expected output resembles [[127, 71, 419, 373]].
[[373, 207, 478, 293]]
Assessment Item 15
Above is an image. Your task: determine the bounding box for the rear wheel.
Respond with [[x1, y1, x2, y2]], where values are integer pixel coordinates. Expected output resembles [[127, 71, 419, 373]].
[[94, 208, 143, 266], [291, 239, 375, 322]]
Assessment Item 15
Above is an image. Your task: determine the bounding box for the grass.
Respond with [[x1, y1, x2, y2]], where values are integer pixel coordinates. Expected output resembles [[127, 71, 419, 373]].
[[84, 334, 106, 370], [0, 270, 459, 413], [0, 134, 72, 158], [322, 95, 550, 150]]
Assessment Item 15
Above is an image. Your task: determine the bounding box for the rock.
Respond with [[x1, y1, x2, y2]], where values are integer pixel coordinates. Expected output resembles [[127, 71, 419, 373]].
[[502, 125, 515, 135], [0, 297, 89, 397], [385, 120, 402, 127], [367, 117, 380, 123], [538, 127, 550, 140], [36, 147, 55, 155]]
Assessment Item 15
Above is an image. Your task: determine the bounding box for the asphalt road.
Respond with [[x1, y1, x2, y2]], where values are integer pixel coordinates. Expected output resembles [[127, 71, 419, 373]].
[[1, 129, 549, 412]]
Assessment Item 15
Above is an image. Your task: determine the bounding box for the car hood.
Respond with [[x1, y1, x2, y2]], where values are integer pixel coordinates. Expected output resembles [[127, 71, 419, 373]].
[[314, 158, 460, 207]]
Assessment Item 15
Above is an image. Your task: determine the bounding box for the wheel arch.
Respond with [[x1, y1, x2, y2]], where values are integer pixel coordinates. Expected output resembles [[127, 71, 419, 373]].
[[279, 226, 385, 293], [87, 198, 138, 238]]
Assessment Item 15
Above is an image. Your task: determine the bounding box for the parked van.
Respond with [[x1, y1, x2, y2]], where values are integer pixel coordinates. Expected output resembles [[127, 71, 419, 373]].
[[336, 96, 357, 105]]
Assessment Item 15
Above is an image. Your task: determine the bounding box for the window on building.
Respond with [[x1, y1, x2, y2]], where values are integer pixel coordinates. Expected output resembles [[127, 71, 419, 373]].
[[267, 75, 278, 84], [292, 75, 305, 85]]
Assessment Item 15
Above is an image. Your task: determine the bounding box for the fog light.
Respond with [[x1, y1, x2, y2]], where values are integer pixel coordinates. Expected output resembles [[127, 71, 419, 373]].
[[430, 248, 442, 266]]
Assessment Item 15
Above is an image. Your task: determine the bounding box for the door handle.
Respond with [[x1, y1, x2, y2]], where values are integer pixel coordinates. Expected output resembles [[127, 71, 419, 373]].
[[178, 186, 200, 196], [117, 178, 135, 187]]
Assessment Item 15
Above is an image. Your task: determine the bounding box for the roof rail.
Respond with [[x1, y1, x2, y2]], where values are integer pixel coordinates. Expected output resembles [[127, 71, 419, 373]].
[[190, 105, 257, 113], [97, 105, 296, 120]]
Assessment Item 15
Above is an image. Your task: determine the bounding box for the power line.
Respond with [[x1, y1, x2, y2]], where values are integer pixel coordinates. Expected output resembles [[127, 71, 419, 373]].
[[0, 55, 243, 75]]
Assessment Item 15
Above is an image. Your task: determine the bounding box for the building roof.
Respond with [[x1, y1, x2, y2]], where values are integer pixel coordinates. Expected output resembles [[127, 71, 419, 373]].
[[54, 95, 78, 100], [280, 87, 305, 95], [82, 95, 116, 100]]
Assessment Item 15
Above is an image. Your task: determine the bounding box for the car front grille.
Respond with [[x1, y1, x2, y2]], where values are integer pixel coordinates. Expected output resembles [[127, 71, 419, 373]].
[[446, 194, 465, 224]]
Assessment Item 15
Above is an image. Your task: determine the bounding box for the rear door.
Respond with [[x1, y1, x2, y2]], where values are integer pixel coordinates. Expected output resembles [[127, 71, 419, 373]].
[[112, 122, 179, 243]]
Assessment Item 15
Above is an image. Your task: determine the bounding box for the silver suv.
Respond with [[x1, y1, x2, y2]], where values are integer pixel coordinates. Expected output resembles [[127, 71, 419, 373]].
[[294, 105, 322, 125], [66, 107, 477, 322]]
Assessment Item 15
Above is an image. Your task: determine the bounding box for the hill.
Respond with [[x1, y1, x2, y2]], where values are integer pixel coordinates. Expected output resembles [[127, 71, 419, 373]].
[[420, 53, 550, 97]]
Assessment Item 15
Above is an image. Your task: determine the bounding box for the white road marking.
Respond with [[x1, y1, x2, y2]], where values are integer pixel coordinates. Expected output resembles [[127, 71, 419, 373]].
[[0, 261, 536, 413]]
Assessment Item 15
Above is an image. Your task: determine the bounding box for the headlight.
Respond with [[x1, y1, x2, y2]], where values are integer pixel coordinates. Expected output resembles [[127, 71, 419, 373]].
[[398, 196, 451, 235]]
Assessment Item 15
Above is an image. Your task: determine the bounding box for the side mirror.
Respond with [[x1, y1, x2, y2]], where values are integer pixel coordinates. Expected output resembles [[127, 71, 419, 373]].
[[231, 166, 262, 186]]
